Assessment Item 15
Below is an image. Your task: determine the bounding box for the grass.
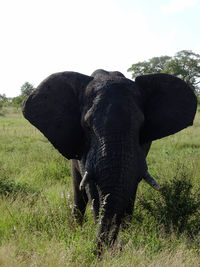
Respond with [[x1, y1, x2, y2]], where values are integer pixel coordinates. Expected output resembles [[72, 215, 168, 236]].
[[0, 106, 200, 266]]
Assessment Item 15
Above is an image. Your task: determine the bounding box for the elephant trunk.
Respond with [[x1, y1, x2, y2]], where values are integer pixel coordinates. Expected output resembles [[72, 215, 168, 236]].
[[95, 205, 122, 254], [94, 178, 138, 255], [87, 134, 143, 253], [80, 123, 146, 253]]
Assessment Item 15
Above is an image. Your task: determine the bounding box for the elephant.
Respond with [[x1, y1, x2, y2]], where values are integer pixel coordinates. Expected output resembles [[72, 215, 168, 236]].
[[22, 69, 197, 254]]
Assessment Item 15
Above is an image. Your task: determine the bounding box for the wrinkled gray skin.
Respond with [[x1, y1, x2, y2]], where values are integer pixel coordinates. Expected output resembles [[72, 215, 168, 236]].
[[23, 69, 197, 254]]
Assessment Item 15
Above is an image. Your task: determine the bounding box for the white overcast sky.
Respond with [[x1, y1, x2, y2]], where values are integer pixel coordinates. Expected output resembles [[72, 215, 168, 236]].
[[0, 0, 200, 97]]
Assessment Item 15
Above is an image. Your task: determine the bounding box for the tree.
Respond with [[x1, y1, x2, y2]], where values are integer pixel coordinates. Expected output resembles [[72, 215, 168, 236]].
[[164, 50, 200, 91], [12, 96, 25, 108], [0, 94, 8, 102], [127, 56, 171, 78], [10, 82, 35, 108], [128, 50, 200, 94], [0, 94, 8, 114], [20, 82, 35, 98]]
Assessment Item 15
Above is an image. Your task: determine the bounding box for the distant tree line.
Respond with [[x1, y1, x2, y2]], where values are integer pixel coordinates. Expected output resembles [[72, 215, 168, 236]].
[[12, 82, 35, 107], [1, 50, 200, 113], [128, 50, 200, 97], [0, 82, 35, 111]]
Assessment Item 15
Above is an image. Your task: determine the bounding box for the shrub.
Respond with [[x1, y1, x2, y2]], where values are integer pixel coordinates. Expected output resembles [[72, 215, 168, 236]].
[[138, 169, 200, 236], [0, 177, 37, 199]]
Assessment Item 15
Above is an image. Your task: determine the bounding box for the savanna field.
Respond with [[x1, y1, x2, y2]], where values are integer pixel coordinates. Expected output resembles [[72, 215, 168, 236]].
[[0, 107, 200, 266]]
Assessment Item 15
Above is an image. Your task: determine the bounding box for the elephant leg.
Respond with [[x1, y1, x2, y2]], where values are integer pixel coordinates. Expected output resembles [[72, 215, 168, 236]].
[[71, 160, 88, 224], [124, 200, 134, 220]]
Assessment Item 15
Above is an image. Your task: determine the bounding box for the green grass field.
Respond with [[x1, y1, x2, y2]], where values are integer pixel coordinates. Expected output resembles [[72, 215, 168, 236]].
[[0, 107, 200, 266]]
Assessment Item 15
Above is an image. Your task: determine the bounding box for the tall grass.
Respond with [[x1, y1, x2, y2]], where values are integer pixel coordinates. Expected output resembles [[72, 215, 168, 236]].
[[0, 107, 200, 266]]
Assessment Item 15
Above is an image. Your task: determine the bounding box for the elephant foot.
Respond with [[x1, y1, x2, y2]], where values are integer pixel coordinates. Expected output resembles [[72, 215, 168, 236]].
[[72, 205, 84, 225], [143, 171, 161, 191]]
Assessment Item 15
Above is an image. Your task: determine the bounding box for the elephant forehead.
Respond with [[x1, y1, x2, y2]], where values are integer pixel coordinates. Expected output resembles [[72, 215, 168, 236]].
[[91, 69, 125, 79], [85, 84, 143, 124], [85, 78, 137, 99]]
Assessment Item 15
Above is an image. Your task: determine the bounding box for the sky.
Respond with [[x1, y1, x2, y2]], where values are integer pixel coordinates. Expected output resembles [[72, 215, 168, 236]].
[[0, 0, 200, 97]]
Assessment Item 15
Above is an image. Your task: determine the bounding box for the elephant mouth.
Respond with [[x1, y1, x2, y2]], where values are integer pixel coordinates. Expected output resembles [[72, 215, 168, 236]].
[[80, 170, 161, 192]]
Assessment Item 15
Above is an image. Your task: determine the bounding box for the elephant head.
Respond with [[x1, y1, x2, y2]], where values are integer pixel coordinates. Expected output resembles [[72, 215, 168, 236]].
[[23, 69, 197, 253]]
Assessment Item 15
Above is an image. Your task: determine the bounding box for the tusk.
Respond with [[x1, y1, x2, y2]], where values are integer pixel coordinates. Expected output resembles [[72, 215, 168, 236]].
[[143, 171, 161, 191], [79, 171, 90, 191]]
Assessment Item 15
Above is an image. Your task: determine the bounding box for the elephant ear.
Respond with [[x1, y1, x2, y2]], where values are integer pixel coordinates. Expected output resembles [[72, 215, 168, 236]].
[[136, 73, 197, 144], [23, 71, 93, 159]]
